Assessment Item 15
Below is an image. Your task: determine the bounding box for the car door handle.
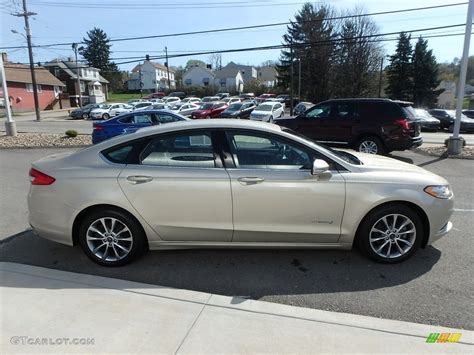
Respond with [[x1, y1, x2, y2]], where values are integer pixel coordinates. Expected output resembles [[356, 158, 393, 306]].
[[237, 177, 264, 185], [126, 175, 153, 184]]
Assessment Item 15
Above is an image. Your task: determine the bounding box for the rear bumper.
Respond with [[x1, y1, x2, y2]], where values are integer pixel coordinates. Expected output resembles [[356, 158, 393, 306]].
[[385, 135, 423, 151]]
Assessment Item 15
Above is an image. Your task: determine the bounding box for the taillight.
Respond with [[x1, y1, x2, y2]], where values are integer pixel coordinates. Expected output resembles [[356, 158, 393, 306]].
[[93, 124, 104, 131], [29, 168, 55, 185], [394, 118, 410, 130]]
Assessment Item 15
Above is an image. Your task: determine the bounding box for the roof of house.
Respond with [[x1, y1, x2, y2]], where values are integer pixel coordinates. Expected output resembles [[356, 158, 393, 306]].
[[43, 59, 109, 83], [225, 61, 255, 70], [183, 66, 215, 78], [214, 66, 241, 79], [4, 63, 65, 87], [131, 60, 175, 74]]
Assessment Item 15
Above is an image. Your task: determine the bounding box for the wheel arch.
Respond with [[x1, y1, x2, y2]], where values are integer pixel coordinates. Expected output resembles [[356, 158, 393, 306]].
[[354, 200, 430, 248], [72, 204, 149, 249]]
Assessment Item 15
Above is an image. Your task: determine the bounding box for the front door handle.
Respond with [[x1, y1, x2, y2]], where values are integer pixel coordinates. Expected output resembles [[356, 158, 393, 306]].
[[237, 177, 264, 185], [126, 175, 153, 184]]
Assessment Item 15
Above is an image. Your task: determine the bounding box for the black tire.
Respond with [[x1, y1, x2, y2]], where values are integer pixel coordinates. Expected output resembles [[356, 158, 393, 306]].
[[102, 113, 110, 120], [82, 112, 89, 119], [236, 115, 241, 120], [356, 136, 385, 155], [448, 124, 454, 133], [78, 208, 146, 267], [205, 115, 211, 119], [356, 203, 423, 264], [269, 115, 274, 123]]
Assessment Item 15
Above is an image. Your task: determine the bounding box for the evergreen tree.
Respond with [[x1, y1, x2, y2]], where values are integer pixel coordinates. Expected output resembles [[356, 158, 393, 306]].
[[412, 37, 440, 107], [277, 3, 338, 102], [386, 32, 413, 101], [80, 28, 122, 92]]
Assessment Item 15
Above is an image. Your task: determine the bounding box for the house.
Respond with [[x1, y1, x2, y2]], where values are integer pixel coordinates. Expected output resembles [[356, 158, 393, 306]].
[[128, 60, 176, 91], [44, 59, 108, 107], [222, 62, 257, 83], [214, 67, 244, 93], [182, 66, 215, 88], [2, 53, 65, 112], [436, 81, 456, 109], [257, 66, 278, 88]]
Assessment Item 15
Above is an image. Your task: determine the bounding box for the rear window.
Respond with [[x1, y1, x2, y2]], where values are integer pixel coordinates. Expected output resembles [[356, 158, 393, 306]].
[[400, 105, 417, 119], [102, 145, 134, 164]]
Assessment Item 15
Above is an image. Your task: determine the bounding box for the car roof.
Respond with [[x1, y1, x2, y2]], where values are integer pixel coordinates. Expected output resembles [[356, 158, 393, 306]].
[[319, 98, 414, 105]]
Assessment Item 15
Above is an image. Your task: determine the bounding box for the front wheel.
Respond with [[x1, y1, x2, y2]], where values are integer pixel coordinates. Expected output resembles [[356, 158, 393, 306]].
[[357, 204, 423, 263], [78, 209, 146, 267], [269, 115, 274, 123], [102, 113, 110, 120], [205, 115, 211, 119], [82, 113, 89, 119], [356, 136, 385, 155], [448, 124, 454, 133]]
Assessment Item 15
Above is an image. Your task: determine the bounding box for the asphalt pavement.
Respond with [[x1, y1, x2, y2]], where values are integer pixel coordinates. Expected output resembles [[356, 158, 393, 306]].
[[0, 147, 473, 330]]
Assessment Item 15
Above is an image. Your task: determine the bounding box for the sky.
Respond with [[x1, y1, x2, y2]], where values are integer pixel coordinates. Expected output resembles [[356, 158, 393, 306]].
[[0, 0, 470, 72]]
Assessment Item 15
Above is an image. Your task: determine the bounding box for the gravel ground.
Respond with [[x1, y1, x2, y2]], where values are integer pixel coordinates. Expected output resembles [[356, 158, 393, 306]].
[[414, 146, 474, 159], [0, 133, 91, 148]]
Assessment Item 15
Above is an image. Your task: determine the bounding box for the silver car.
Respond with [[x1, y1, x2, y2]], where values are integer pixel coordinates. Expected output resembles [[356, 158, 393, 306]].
[[28, 120, 453, 266]]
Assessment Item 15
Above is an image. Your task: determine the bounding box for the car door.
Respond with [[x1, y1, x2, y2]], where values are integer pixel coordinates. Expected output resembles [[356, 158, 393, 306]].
[[291, 103, 332, 141], [224, 130, 345, 243], [320, 102, 357, 143], [118, 130, 233, 242]]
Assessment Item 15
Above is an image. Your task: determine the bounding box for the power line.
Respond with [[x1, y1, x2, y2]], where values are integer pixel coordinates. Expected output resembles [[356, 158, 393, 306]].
[[0, 2, 468, 50]]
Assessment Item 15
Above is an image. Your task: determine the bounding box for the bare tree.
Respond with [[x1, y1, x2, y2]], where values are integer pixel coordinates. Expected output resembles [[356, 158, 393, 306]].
[[208, 53, 222, 70]]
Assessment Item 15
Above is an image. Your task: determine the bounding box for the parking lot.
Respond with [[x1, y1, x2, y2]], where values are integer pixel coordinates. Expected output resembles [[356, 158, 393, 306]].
[[1, 147, 472, 330]]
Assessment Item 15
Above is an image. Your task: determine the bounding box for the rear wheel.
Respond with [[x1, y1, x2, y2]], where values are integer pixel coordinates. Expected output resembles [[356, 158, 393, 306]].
[[102, 113, 110, 120], [78, 209, 146, 267], [357, 204, 423, 263], [236, 115, 241, 120], [205, 115, 211, 119], [356, 136, 385, 155]]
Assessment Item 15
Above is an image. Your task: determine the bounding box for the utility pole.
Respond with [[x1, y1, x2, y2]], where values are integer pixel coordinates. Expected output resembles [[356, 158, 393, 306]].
[[164, 46, 171, 90], [378, 57, 384, 98], [14, 0, 40, 121], [1, 53, 17, 136], [448, 0, 473, 155], [290, 41, 294, 116], [298, 59, 301, 101], [72, 43, 82, 108]]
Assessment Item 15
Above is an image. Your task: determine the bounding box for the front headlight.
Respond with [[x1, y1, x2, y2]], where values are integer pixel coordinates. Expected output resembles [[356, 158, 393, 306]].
[[424, 185, 453, 199]]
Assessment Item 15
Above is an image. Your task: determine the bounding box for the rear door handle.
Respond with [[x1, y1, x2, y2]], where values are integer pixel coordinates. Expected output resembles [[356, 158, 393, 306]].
[[126, 175, 153, 184], [237, 177, 264, 185]]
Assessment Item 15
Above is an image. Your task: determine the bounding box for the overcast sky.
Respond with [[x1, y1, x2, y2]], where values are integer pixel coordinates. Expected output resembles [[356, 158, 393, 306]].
[[0, 0, 469, 71]]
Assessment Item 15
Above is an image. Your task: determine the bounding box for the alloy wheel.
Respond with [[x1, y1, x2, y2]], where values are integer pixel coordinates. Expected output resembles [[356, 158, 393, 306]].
[[359, 140, 378, 154], [369, 214, 416, 259], [86, 217, 133, 262]]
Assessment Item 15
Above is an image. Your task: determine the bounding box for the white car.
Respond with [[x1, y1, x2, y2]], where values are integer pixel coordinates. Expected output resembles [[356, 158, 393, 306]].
[[162, 96, 181, 105], [89, 103, 133, 120], [169, 103, 201, 117], [179, 97, 202, 105], [130, 101, 153, 111], [250, 102, 284, 123], [222, 97, 241, 105]]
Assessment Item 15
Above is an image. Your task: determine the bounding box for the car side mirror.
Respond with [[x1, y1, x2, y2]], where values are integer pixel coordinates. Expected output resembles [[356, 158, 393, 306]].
[[312, 159, 329, 175]]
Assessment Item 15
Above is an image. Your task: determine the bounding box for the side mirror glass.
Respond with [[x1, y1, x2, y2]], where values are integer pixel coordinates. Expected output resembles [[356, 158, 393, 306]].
[[312, 159, 329, 175]]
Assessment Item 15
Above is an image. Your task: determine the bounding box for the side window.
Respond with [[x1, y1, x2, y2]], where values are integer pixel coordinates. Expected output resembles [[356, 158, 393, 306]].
[[156, 113, 183, 123], [333, 103, 353, 118], [305, 104, 331, 119], [228, 131, 312, 170], [102, 144, 134, 164], [118, 115, 133, 124], [133, 114, 152, 124], [140, 132, 215, 168]]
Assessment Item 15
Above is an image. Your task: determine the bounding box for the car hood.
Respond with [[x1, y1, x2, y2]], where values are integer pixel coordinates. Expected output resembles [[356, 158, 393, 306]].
[[252, 110, 272, 115], [91, 108, 108, 113], [348, 152, 447, 182]]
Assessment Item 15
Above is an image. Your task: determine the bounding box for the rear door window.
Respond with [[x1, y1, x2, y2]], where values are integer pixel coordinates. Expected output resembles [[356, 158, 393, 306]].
[[332, 103, 353, 118]]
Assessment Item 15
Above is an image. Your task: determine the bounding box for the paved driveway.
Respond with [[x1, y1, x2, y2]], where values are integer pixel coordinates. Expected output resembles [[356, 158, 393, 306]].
[[0, 148, 473, 329]]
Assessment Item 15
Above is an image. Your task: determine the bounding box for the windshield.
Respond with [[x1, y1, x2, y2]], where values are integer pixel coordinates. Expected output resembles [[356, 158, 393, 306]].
[[282, 128, 362, 165], [228, 103, 243, 110], [256, 104, 273, 112], [200, 103, 213, 110]]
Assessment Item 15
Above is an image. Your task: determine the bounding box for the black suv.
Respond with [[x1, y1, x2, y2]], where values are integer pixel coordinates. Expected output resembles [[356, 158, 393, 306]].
[[275, 98, 422, 154]]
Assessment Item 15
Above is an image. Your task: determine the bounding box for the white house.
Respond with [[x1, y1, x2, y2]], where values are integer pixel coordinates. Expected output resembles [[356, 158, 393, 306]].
[[182, 66, 215, 88], [128, 60, 176, 91], [224, 62, 257, 83], [436, 81, 456, 109], [258, 66, 278, 88], [214, 67, 244, 93]]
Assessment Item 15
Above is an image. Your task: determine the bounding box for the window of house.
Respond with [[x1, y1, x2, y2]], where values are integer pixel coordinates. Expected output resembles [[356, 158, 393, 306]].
[[140, 132, 215, 168], [79, 82, 85, 93], [26, 84, 42, 92]]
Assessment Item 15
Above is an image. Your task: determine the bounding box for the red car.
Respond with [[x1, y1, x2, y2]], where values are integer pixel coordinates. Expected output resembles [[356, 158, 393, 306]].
[[144, 92, 165, 99], [191, 102, 228, 119]]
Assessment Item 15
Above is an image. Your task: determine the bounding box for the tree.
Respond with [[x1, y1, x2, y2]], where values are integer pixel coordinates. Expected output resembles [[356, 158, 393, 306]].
[[79, 27, 122, 92], [184, 59, 206, 71], [208, 54, 222, 70], [412, 37, 440, 107], [278, 3, 339, 102], [331, 9, 383, 98], [385, 32, 413, 101]]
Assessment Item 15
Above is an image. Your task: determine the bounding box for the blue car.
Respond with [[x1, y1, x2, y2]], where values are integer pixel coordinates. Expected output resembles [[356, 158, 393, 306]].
[[92, 110, 189, 144]]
